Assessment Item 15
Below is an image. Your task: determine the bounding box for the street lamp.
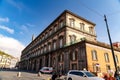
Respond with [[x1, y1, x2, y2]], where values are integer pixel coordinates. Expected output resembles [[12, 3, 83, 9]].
[[104, 15, 118, 75]]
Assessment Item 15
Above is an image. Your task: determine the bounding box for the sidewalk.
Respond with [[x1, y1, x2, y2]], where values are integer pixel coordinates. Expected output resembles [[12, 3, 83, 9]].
[[0, 70, 52, 80]]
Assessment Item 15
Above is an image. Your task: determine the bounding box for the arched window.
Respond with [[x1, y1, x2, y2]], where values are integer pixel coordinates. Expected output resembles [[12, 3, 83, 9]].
[[91, 50, 97, 60]]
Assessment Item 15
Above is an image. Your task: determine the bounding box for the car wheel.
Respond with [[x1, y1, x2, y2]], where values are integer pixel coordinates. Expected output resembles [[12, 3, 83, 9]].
[[68, 78, 72, 80]]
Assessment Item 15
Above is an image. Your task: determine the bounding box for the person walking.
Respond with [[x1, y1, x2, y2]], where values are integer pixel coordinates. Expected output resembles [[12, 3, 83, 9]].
[[103, 73, 109, 80], [51, 72, 58, 80]]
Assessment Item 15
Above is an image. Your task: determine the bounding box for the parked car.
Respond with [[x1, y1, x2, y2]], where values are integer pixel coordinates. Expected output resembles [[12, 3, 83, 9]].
[[66, 70, 104, 80], [39, 67, 53, 74]]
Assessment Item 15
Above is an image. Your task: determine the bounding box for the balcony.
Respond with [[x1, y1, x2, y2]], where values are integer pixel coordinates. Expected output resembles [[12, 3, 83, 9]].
[[64, 37, 86, 47]]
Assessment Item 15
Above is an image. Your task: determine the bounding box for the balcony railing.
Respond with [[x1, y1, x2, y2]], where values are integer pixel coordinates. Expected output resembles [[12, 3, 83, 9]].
[[64, 37, 86, 47]]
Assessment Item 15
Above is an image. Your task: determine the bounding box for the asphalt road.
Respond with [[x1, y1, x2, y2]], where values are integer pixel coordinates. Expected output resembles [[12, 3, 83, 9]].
[[0, 69, 51, 80]]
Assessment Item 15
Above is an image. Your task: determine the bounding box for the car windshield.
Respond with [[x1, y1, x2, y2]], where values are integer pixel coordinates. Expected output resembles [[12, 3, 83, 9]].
[[84, 72, 96, 77]]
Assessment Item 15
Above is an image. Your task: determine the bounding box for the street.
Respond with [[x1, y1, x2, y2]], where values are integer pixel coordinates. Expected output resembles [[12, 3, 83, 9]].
[[0, 69, 52, 80]]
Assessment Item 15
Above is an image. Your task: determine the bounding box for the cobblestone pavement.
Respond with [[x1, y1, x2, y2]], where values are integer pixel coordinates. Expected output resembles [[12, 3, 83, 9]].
[[0, 70, 52, 80]]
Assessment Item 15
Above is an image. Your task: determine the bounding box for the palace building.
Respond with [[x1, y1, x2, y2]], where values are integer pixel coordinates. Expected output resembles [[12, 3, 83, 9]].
[[19, 10, 120, 74]]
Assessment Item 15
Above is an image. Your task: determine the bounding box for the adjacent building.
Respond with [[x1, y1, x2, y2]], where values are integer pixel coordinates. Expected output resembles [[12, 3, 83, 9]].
[[19, 10, 120, 74], [0, 51, 18, 69]]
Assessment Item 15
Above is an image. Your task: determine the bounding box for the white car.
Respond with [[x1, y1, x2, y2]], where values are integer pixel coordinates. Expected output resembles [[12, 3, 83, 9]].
[[39, 67, 53, 74], [66, 70, 104, 80]]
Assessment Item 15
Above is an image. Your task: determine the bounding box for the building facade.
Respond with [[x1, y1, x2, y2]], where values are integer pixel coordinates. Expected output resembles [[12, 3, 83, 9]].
[[0, 51, 18, 69], [20, 10, 120, 74]]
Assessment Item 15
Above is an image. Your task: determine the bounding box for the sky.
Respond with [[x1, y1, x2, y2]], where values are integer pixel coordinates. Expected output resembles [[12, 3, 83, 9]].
[[0, 0, 120, 58]]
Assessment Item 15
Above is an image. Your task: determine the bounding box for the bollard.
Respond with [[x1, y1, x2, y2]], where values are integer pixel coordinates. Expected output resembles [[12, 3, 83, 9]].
[[17, 72, 21, 77], [38, 72, 41, 77]]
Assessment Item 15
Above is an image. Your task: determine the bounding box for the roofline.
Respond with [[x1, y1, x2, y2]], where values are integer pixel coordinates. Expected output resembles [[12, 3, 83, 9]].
[[85, 40, 120, 52], [64, 10, 96, 25], [22, 10, 96, 53]]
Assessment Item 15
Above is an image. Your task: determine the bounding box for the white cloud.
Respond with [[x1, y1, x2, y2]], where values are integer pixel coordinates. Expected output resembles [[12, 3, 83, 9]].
[[0, 25, 14, 34], [0, 17, 9, 22], [0, 34, 25, 58], [6, 0, 24, 11], [26, 23, 35, 27], [21, 25, 29, 32]]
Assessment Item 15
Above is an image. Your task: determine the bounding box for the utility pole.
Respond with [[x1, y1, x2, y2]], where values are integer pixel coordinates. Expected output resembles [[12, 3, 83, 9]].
[[104, 15, 118, 72]]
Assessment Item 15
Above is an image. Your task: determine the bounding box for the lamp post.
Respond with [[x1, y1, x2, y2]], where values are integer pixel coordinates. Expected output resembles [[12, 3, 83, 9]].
[[104, 15, 118, 74]]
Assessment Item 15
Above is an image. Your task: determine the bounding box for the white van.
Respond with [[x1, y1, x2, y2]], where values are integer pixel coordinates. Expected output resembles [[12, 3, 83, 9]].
[[39, 67, 53, 74]]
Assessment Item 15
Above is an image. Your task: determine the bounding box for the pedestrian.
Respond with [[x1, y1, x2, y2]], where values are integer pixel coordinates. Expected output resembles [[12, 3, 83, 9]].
[[51, 72, 58, 80], [114, 71, 120, 80], [108, 75, 116, 80], [103, 73, 109, 80]]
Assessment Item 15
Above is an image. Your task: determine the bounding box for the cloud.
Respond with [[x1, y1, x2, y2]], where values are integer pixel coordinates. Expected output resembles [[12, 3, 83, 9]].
[[0, 17, 9, 22], [6, 0, 24, 11], [26, 23, 35, 27], [21, 25, 29, 32], [0, 25, 14, 34], [0, 34, 25, 58]]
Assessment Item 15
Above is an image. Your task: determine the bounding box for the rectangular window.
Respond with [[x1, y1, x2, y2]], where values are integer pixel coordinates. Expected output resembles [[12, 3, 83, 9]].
[[60, 38, 63, 48], [73, 52, 76, 61], [115, 55, 119, 63], [48, 44, 51, 51], [54, 24, 57, 32], [41, 48, 43, 54], [70, 35, 76, 44], [69, 19, 75, 27], [38, 50, 41, 55], [60, 21, 64, 28], [53, 41, 56, 50], [92, 50, 97, 60], [60, 54, 63, 62], [104, 53, 109, 62], [89, 27, 94, 34], [45, 33, 48, 39], [54, 26, 57, 32], [80, 23, 85, 31], [49, 30, 52, 36], [44, 46, 46, 53]]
